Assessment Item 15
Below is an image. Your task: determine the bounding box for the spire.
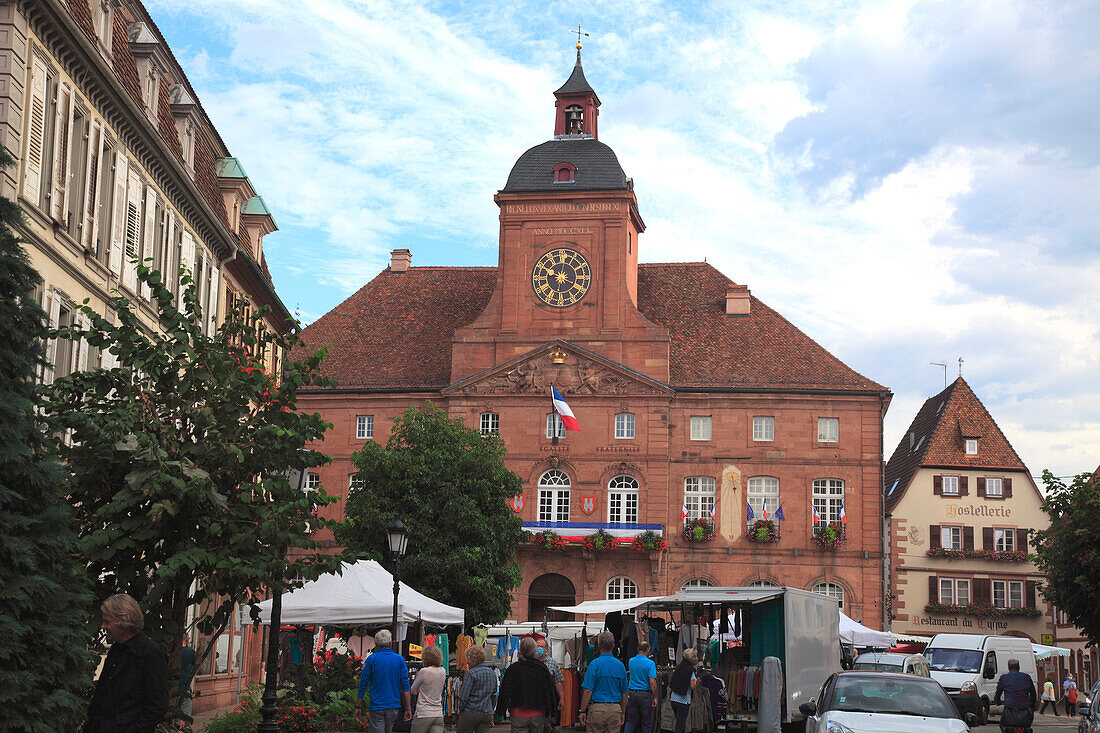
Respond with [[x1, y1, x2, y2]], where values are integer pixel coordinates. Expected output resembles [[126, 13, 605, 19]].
[[553, 44, 600, 138]]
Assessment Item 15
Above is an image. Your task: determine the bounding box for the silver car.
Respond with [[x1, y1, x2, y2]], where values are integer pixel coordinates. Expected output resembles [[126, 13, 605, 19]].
[[800, 671, 977, 733], [1080, 681, 1100, 733]]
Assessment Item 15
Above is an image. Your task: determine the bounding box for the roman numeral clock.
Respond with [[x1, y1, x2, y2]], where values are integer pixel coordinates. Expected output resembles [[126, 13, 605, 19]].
[[531, 247, 591, 307]]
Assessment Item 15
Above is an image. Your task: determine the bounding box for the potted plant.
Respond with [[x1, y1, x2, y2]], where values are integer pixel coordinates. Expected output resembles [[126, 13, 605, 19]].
[[582, 529, 617, 552], [812, 521, 845, 549], [682, 517, 716, 543], [746, 518, 780, 543], [531, 529, 567, 551], [631, 530, 669, 552]]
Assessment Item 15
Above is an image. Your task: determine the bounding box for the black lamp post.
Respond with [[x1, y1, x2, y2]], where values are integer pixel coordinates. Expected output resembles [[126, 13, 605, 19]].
[[387, 519, 410, 651], [257, 461, 311, 732]]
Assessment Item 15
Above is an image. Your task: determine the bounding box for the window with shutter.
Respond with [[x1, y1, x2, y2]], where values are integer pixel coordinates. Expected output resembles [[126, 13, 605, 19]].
[[122, 167, 142, 291], [973, 578, 991, 605], [929, 524, 941, 548], [983, 526, 995, 551], [207, 266, 220, 335], [179, 231, 195, 311], [928, 575, 938, 603], [933, 474, 942, 495], [81, 120, 104, 252], [108, 151, 128, 276], [959, 476, 969, 496], [140, 186, 157, 299], [50, 84, 75, 223], [42, 289, 61, 384], [977, 477, 986, 497], [963, 526, 974, 550], [23, 55, 49, 204], [1003, 478, 1012, 497], [1016, 529, 1028, 553]]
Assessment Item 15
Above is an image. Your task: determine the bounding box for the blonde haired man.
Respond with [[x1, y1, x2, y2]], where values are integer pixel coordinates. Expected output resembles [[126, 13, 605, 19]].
[[85, 594, 168, 732]]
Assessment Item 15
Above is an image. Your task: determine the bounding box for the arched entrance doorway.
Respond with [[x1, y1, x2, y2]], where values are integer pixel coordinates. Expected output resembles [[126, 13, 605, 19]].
[[528, 573, 576, 621]]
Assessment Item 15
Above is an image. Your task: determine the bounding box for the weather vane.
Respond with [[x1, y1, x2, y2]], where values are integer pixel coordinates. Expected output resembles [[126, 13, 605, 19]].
[[570, 24, 589, 50]]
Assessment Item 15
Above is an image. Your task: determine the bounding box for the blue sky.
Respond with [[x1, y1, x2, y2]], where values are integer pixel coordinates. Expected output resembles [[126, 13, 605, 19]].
[[147, 0, 1099, 478]]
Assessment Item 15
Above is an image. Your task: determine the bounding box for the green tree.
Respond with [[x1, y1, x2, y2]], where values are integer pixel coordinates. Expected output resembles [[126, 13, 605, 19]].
[[338, 403, 523, 625], [1032, 469, 1100, 642], [0, 147, 95, 731], [41, 261, 349, 717]]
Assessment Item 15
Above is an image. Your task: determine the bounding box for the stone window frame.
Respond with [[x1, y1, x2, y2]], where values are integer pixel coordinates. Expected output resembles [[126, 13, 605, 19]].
[[607, 475, 639, 524], [752, 415, 775, 442], [606, 576, 637, 601]]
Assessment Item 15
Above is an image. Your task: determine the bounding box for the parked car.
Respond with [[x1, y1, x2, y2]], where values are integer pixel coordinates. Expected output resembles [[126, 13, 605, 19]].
[[853, 652, 931, 677], [925, 633, 1037, 725], [799, 671, 977, 732], [1080, 681, 1100, 733]]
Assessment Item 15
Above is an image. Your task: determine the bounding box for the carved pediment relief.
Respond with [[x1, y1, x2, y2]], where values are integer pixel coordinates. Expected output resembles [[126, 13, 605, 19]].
[[446, 342, 670, 396]]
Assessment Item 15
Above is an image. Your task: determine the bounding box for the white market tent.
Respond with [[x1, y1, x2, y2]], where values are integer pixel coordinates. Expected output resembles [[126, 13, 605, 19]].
[[254, 559, 464, 627], [839, 612, 893, 647], [1032, 643, 1072, 660]]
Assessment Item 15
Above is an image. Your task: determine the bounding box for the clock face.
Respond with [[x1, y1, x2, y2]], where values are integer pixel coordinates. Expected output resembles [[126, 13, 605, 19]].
[[531, 248, 592, 308]]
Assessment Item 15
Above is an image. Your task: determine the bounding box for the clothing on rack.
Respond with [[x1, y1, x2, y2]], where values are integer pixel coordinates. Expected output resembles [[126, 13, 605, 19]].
[[473, 628, 488, 647], [456, 635, 473, 671]]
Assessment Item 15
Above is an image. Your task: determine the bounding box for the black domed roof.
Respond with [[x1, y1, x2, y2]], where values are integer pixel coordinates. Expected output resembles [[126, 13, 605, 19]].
[[501, 138, 628, 193]]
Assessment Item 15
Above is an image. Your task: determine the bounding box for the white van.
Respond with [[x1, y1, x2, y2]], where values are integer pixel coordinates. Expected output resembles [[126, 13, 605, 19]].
[[924, 633, 1037, 725], [853, 652, 930, 677]]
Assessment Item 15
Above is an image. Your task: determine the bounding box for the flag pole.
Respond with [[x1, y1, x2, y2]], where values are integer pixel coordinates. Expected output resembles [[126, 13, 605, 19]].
[[550, 385, 559, 446]]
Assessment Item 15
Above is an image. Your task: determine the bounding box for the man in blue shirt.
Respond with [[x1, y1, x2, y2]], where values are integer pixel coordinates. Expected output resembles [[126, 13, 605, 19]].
[[624, 641, 657, 733], [994, 658, 1036, 729], [356, 629, 412, 733], [580, 631, 628, 733]]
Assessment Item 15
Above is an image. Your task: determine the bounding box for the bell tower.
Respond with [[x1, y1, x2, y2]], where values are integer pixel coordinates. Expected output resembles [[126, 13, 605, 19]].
[[450, 46, 669, 384]]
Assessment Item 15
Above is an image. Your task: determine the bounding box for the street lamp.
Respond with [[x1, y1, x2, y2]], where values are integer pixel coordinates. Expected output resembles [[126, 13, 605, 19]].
[[257, 459, 311, 733], [387, 519, 410, 651]]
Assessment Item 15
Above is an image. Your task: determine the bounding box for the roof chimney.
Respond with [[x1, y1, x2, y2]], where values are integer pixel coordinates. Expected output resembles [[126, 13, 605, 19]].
[[390, 249, 411, 273], [725, 284, 750, 315]]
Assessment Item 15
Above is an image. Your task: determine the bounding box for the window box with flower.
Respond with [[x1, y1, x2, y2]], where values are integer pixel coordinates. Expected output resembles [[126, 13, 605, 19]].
[[582, 529, 618, 553], [746, 518, 780, 543], [925, 548, 1028, 562], [923, 601, 1042, 619], [812, 521, 846, 549], [631, 530, 668, 552], [526, 529, 567, 551], [682, 517, 716, 543]]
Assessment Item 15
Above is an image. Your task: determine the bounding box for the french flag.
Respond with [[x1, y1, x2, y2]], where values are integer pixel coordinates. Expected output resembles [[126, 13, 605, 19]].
[[839, 505, 848, 525], [550, 385, 581, 431], [709, 500, 717, 522], [761, 498, 768, 521], [812, 505, 822, 524], [681, 503, 689, 522]]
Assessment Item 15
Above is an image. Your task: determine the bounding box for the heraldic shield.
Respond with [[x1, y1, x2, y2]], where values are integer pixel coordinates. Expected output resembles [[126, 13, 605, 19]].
[[581, 496, 596, 515], [510, 494, 525, 513]]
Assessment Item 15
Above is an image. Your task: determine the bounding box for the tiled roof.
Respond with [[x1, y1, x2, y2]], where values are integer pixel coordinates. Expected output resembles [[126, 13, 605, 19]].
[[66, 0, 96, 42], [297, 262, 887, 395], [554, 51, 599, 101], [194, 136, 230, 229], [157, 77, 184, 162], [110, 12, 143, 109], [884, 377, 1030, 512], [297, 267, 497, 389], [501, 139, 628, 193]]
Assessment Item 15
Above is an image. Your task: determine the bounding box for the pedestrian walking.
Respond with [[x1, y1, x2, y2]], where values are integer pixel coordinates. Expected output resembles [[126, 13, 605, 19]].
[[579, 631, 628, 733], [497, 636, 556, 733], [536, 637, 565, 720], [356, 629, 412, 733], [994, 658, 1035, 730], [1063, 674, 1079, 717], [84, 594, 169, 733], [457, 645, 498, 733], [624, 641, 657, 733], [668, 649, 698, 733], [411, 645, 446, 733], [1039, 678, 1058, 715]]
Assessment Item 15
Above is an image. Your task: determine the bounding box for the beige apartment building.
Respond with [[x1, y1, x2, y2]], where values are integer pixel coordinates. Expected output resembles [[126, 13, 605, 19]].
[[1, 0, 293, 711], [885, 377, 1096, 689]]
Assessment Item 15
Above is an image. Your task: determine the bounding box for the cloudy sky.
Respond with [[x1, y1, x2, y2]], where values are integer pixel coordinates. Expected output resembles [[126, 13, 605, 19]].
[[148, 0, 1099, 479]]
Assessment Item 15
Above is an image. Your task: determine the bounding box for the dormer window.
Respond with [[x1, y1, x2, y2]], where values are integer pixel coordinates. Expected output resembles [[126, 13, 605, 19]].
[[90, 0, 114, 55], [553, 162, 576, 184], [965, 438, 978, 455]]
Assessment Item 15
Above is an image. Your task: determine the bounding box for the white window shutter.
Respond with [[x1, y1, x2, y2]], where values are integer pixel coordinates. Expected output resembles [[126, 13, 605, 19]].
[[43, 289, 61, 385], [108, 151, 128, 276], [165, 211, 177, 296], [82, 119, 105, 252], [207, 264, 220, 335], [50, 83, 74, 223], [140, 186, 157, 299], [122, 167, 142, 292], [76, 313, 90, 373], [22, 56, 48, 203], [179, 230, 195, 312]]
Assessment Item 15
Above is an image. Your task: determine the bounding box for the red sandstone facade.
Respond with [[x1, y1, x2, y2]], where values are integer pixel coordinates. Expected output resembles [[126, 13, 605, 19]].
[[299, 51, 892, 629]]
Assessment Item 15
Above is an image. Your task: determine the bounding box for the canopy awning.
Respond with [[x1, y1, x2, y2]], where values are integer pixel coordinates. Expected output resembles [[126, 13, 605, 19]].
[[548, 596, 667, 615], [1033, 643, 1072, 660], [254, 559, 464, 627], [839, 612, 893, 647], [549, 588, 789, 615]]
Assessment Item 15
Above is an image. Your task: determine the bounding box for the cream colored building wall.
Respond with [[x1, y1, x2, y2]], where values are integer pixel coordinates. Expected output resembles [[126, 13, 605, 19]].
[[891, 466, 1052, 641], [6, 18, 224, 365]]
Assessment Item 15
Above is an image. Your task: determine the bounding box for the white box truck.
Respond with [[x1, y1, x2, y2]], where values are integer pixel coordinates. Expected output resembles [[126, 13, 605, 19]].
[[925, 633, 1038, 725]]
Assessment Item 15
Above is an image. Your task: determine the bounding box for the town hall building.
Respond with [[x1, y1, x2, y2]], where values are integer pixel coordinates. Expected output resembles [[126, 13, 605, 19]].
[[298, 49, 894, 629]]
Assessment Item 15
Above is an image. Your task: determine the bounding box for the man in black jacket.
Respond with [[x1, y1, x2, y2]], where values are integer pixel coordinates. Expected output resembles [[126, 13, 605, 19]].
[[496, 637, 556, 733], [85, 594, 168, 733]]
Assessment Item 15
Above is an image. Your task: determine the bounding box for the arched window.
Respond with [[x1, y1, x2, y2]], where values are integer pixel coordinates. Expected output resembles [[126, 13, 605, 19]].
[[681, 578, 714, 590], [811, 582, 844, 609], [538, 470, 571, 522], [683, 476, 716, 521], [812, 478, 845, 527], [606, 576, 637, 601], [748, 580, 779, 588], [608, 475, 639, 524], [746, 477, 779, 527]]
